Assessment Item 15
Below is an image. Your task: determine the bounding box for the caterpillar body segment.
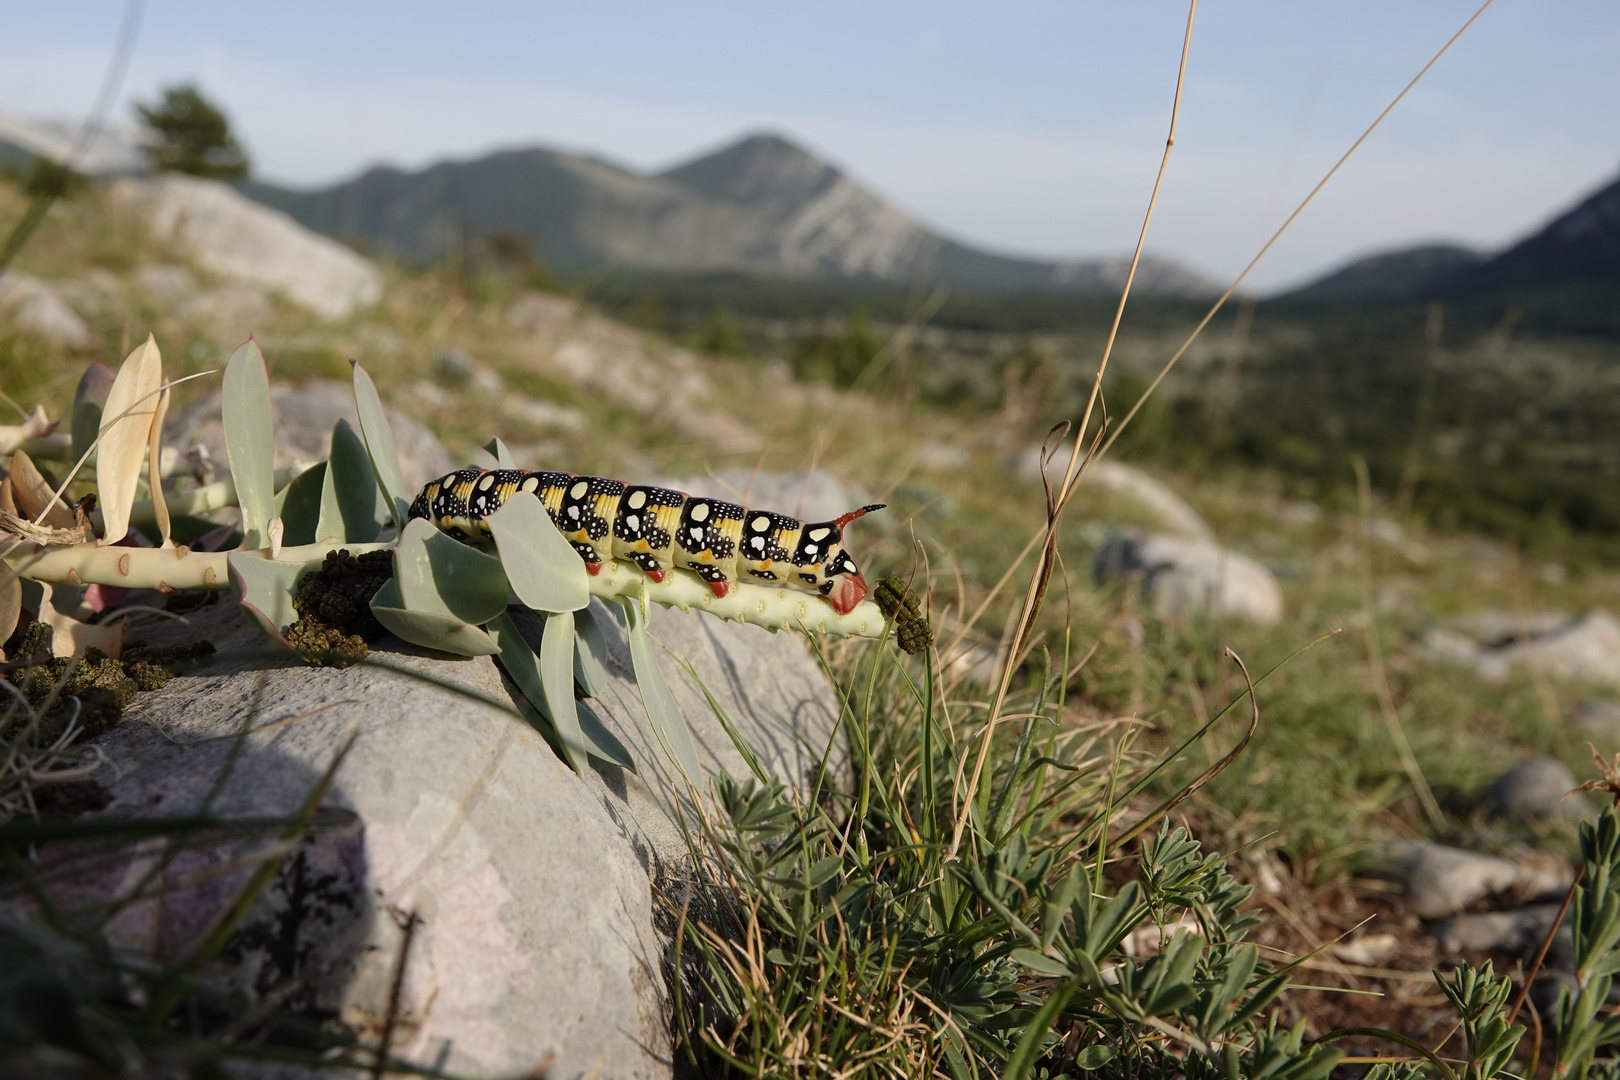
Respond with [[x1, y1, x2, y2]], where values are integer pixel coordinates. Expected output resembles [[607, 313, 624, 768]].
[[408, 467, 886, 615]]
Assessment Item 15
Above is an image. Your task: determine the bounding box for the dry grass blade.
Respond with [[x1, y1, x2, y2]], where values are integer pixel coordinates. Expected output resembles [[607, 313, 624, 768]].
[[1096, 0, 1497, 463], [949, 0, 1198, 858], [96, 334, 163, 545], [147, 382, 172, 547]]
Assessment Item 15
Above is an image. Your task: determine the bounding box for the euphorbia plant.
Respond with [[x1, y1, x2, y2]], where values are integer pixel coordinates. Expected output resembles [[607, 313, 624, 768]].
[[1, 336, 901, 777]]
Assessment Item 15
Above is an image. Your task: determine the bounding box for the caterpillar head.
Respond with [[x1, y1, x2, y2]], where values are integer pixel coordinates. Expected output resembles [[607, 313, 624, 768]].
[[801, 503, 885, 616]]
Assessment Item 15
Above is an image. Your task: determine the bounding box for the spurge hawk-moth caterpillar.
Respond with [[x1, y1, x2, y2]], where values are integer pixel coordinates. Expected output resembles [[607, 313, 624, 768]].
[[409, 467, 885, 615]]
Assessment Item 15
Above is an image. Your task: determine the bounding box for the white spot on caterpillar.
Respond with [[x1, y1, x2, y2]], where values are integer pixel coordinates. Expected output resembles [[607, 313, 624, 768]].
[[478, 474, 495, 490], [689, 526, 704, 541], [627, 490, 647, 509], [571, 481, 588, 499], [627, 514, 640, 531], [809, 527, 830, 541], [751, 536, 765, 551], [567, 506, 580, 520], [521, 476, 539, 491], [690, 502, 711, 522], [804, 543, 818, 554], [752, 515, 770, 532]]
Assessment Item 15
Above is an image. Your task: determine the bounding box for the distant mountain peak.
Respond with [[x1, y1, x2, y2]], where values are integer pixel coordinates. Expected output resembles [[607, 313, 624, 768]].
[[659, 131, 837, 206], [1280, 243, 1485, 302]]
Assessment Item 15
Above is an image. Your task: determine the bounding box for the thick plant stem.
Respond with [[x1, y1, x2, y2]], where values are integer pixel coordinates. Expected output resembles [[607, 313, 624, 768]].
[[5, 541, 393, 592], [590, 557, 885, 637], [5, 541, 887, 638]]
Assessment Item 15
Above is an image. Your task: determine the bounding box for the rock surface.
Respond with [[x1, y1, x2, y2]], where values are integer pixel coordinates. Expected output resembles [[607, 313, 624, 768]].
[[65, 588, 845, 1078], [1478, 610, 1620, 687], [1571, 699, 1620, 743], [0, 271, 93, 347], [112, 174, 383, 320], [1389, 841, 1573, 919], [167, 379, 455, 495], [1012, 455, 1214, 541], [1480, 758, 1595, 823], [1431, 903, 1570, 955], [1093, 531, 1283, 625]]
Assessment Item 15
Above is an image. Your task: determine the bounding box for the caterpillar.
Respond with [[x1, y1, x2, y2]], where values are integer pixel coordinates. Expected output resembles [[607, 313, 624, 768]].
[[408, 468, 886, 615]]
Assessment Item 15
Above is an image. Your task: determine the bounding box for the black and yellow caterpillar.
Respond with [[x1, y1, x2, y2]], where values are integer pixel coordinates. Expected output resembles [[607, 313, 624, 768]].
[[408, 468, 885, 615]]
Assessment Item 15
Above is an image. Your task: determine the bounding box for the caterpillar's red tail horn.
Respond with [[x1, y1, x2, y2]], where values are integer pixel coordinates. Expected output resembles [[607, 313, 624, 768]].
[[833, 503, 886, 530]]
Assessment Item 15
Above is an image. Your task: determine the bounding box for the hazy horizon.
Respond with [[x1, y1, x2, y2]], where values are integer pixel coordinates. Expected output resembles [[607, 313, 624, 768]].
[[3, 1, 1617, 292]]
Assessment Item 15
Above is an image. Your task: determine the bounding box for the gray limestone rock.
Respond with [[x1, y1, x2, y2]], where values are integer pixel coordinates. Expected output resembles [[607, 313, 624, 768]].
[[1571, 699, 1620, 743], [167, 379, 454, 495], [53, 587, 846, 1078], [1481, 758, 1596, 823], [1475, 610, 1620, 687], [111, 174, 382, 320], [1389, 841, 1575, 919], [1093, 531, 1283, 625], [1431, 903, 1570, 956], [0, 271, 94, 347]]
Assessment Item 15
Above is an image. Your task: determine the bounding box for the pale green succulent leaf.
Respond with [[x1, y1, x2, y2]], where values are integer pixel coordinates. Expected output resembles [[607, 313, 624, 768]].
[[222, 339, 276, 548], [573, 603, 610, 696], [277, 461, 327, 546], [321, 418, 382, 543], [370, 577, 500, 656], [486, 611, 635, 770], [350, 359, 410, 526], [395, 518, 509, 625], [538, 609, 588, 774], [621, 596, 701, 780], [483, 436, 519, 470], [227, 552, 302, 648], [486, 492, 590, 613], [576, 701, 635, 770]]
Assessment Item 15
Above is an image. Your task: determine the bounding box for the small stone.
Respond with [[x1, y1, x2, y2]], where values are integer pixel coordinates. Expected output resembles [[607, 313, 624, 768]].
[[1481, 758, 1596, 823], [1093, 531, 1283, 625], [1390, 841, 1520, 919], [1571, 699, 1620, 742], [1431, 903, 1570, 956], [1329, 933, 1399, 967], [434, 347, 476, 383]]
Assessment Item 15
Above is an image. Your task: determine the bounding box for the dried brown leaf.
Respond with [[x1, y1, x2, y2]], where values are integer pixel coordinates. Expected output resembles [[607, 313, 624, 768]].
[[97, 335, 163, 545], [148, 384, 172, 546], [8, 450, 75, 529]]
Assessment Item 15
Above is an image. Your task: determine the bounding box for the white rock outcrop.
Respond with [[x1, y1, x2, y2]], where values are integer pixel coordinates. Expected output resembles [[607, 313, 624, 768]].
[[1093, 531, 1283, 625], [0, 272, 93, 347], [112, 174, 382, 320], [1013, 453, 1214, 541]]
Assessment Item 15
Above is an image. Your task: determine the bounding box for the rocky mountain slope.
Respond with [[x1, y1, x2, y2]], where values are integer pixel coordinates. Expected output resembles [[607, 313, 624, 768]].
[[238, 132, 1218, 295], [1281, 166, 1620, 327], [1279, 243, 1485, 302]]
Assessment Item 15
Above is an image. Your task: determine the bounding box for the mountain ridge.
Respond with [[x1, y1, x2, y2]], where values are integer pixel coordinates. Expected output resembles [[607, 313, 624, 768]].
[[1278, 167, 1620, 331], [235, 132, 1220, 296]]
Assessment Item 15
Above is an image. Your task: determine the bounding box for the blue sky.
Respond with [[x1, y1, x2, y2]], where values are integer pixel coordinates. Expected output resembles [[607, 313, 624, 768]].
[[3, 1, 1617, 291]]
